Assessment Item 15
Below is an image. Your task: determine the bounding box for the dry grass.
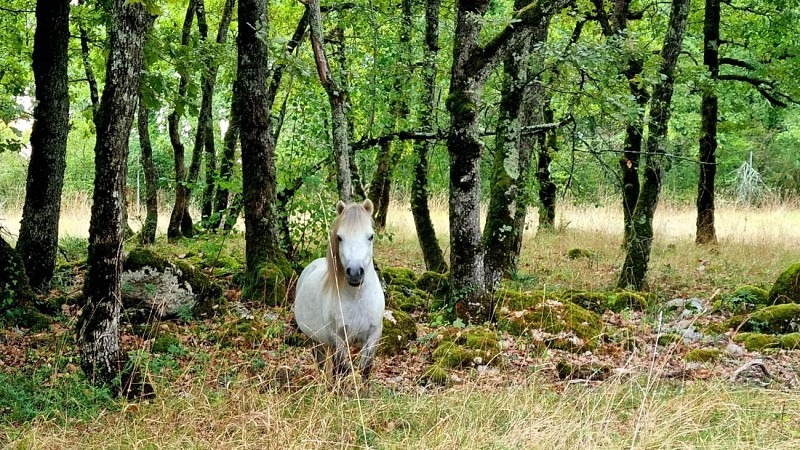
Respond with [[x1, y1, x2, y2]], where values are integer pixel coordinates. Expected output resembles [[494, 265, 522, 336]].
[[6, 376, 800, 449]]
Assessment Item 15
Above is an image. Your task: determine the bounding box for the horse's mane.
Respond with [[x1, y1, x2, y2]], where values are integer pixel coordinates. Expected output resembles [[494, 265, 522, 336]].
[[324, 201, 373, 293]]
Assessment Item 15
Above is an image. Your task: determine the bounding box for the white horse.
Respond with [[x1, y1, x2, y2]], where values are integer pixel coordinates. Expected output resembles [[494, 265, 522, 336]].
[[293, 199, 385, 382]]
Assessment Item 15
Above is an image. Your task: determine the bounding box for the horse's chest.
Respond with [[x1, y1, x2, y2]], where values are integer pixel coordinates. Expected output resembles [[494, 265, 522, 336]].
[[336, 302, 374, 343]]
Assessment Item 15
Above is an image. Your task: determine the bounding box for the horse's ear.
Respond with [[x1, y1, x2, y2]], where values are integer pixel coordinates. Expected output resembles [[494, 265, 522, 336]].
[[362, 199, 374, 214], [337, 201, 346, 215]]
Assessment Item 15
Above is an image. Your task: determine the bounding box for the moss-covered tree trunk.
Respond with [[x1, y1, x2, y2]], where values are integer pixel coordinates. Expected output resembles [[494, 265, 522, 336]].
[[307, 0, 351, 202], [16, 0, 70, 291], [137, 92, 158, 245], [696, 0, 719, 245], [166, 0, 197, 240], [619, 57, 648, 246], [237, 0, 288, 301], [618, 0, 690, 290], [447, 0, 569, 323], [409, 0, 447, 274], [212, 96, 240, 230], [510, 25, 550, 259], [483, 0, 536, 287], [79, 0, 152, 387], [536, 106, 557, 230]]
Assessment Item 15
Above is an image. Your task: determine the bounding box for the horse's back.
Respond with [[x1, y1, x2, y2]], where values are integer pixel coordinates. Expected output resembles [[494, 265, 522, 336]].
[[293, 258, 332, 344]]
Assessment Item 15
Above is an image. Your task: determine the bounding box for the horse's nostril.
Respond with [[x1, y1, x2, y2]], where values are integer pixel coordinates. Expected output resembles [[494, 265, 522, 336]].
[[358, 267, 364, 277], [346, 267, 351, 276]]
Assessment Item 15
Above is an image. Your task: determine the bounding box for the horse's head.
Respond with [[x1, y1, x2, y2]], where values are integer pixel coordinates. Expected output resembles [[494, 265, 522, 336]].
[[329, 199, 375, 287]]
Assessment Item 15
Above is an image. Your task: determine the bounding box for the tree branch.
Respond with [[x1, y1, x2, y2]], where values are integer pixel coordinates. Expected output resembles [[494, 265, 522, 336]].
[[719, 57, 756, 70], [717, 74, 789, 107], [467, 0, 574, 82]]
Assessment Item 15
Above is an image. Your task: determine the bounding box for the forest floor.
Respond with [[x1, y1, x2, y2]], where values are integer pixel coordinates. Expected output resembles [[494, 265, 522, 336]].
[[2, 199, 800, 448]]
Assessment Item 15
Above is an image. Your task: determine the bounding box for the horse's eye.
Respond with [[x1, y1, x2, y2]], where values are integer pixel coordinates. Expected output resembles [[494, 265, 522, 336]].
[[368, 234, 374, 241], [337, 235, 343, 242]]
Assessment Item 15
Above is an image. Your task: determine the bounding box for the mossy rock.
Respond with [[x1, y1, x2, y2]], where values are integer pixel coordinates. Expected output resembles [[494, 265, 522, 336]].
[[742, 303, 800, 334], [566, 248, 596, 259], [241, 261, 295, 307], [151, 333, 181, 353], [717, 285, 771, 313], [492, 288, 561, 312], [608, 291, 650, 312], [382, 267, 417, 290], [380, 308, 417, 357], [779, 332, 800, 350], [496, 296, 602, 352], [421, 364, 450, 386], [417, 271, 450, 298], [387, 285, 431, 313], [123, 247, 226, 321], [732, 332, 779, 351], [685, 348, 721, 363], [768, 263, 800, 305], [563, 291, 612, 313], [431, 327, 502, 368]]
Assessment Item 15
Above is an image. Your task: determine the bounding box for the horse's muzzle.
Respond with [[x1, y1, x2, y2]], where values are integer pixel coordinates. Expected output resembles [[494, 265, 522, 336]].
[[346, 266, 365, 287]]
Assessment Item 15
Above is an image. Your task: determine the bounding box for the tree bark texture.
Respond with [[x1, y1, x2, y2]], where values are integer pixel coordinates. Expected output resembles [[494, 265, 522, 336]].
[[410, 0, 447, 274], [212, 96, 240, 230], [236, 0, 286, 299], [483, 0, 555, 287], [137, 92, 158, 245], [618, 0, 691, 290], [536, 105, 557, 230], [448, 0, 570, 323], [619, 57, 648, 246], [696, 0, 719, 245], [592, 0, 648, 247], [79, 0, 152, 387], [16, 0, 70, 291], [306, 0, 351, 202], [167, 0, 197, 240]]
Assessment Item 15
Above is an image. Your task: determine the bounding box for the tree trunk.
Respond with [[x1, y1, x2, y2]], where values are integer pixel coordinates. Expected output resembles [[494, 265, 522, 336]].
[[166, 0, 196, 240], [212, 96, 240, 230], [410, 0, 446, 274], [16, 0, 70, 292], [306, 0, 351, 202], [237, 0, 288, 301], [511, 57, 549, 260], [137, 92, 158, 245], [536, 105, 557, 230], [79, 0, 152, 387], [199, 0, 235, 227], [483, 0, 543, 287], [618, 0, 690, 290], [620, 57, 648, 246], [447, 0, 569, 323], [696, 0, 719, 245]]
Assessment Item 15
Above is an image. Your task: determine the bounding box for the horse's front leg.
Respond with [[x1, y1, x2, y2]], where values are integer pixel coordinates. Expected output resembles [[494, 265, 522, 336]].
[[359, 329, 380, 381], [312, 343, 328, 373], [331, 332, 352, 379]]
